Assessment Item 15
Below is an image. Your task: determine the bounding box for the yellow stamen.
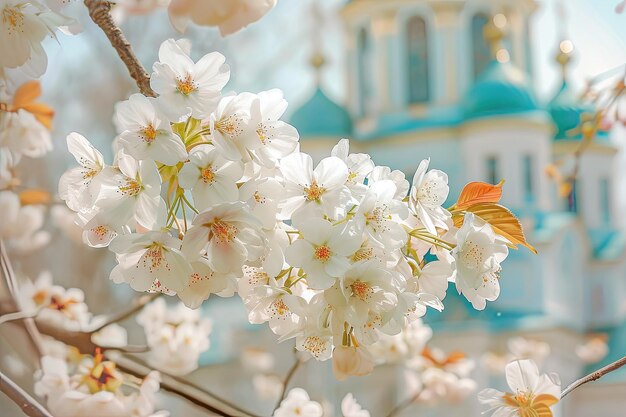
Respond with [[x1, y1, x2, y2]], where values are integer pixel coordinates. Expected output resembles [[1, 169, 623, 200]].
[[314, 245, 332, 262], [176, 74, 197, 95], [304, 180, 325, 202]]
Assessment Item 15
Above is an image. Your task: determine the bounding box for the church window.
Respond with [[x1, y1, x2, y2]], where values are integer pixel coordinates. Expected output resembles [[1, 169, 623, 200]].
[[406, 16, 429, 104], [357, 26, 374, 116], [485, 156, 498, 185], [471, 13, 491, 81]]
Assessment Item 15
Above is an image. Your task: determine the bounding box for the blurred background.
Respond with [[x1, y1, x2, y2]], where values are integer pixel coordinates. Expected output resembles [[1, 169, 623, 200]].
[[2, 0, 626, 416]]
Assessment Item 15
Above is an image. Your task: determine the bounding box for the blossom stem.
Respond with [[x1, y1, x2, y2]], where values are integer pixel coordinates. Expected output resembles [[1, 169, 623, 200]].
[[0, 308, 41, 325], [89, 293, 162, 333], [0, 370, 53, 417], [273, 357, 303, 412], [83, 0, 155, 97], [0, 239, 44, 357], [384, 390, 421, 417], [560, 355, 626, 399]]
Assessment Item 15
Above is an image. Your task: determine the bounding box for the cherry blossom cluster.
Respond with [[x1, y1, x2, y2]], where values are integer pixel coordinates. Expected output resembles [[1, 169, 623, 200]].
[[370, 319, 476, 404], [60, 38, 515, 379], [111, 0, 277, 36], [0, 0, 77, 78], [136, 297, 212, 375], [274, 389, 370, 417], [0, 77, 56, 252], [35, 351, 168, 417], [479, 359, 561, 417]]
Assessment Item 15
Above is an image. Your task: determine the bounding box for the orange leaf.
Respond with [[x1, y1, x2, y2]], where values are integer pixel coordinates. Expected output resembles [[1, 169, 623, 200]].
[[454, 180, 504, 210], [13, 81, 42, 108], [21, 103, 54, 129], [453, 203, 537, 254], [19, 189, 51, 205]]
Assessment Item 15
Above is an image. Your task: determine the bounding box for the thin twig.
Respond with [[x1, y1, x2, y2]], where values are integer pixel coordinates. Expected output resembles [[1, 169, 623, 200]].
[[273, 358, 303, 412], [83, 0, 156, 97], [0, 240, 44, 357], [384, 391, 421, 417], [560, 355, 626, 399], [0, 370, 53, 417], [112, 355, 260, 417], [0, 308, 40, 325], [89, 292, 161, 333]]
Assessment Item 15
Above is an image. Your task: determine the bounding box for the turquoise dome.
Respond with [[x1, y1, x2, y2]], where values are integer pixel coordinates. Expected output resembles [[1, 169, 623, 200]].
[[463, 60, 538, 119], [290, 88, 352, 138], [547, 81, 592, 140]]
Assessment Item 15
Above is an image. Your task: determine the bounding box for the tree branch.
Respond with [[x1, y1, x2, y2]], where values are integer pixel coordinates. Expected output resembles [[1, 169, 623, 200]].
[[560, 355, 626, 399], [83, 0, 156, 97], [273, 357, 303, 412], [0, 371, 53, 417], [89, 293, 161, 333]]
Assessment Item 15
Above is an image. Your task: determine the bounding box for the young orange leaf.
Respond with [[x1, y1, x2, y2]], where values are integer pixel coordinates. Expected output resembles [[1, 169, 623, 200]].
[[11, 81, 54, 129], [13, 81, 42, 108], [453, 180, 504, 210], [19, 189, 52, 205], [454, 203, 537, 254]]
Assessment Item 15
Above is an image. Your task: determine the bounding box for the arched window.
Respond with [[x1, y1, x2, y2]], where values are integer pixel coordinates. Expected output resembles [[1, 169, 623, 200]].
[[406, 16, 429, 104], [357, 27, 373, 116], [471, 13, 491, 80]]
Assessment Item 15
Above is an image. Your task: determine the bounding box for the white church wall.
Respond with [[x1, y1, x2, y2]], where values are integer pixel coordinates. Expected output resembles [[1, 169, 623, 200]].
[[460, 115, 554, 212]]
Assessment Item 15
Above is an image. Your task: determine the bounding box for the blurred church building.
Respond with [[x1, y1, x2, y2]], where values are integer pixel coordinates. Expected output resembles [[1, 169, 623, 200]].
[[289, 1, 626, 415]]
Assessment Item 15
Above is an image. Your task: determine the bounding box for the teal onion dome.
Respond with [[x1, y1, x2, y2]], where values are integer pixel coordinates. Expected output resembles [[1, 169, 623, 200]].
[[290, 88, 352, 139], [463, 60, 538, 119], [547, 81, 593, 140]]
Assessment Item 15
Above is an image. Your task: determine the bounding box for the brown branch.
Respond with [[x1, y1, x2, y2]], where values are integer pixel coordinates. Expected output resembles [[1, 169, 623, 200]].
[[384, 390, 421, 417], [273, 357, 303, 412], [0, 240, 44, 357], [89, 292, 161, 333], [83, 0, 156, 97], [0, 371, 53, 417], [560, 355, 626, 399], [112, 355, 260, 417]]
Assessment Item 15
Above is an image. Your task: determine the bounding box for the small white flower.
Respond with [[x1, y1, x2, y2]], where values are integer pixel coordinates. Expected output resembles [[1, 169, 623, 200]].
[[181, 202, 265, 274], [367, 165, 409, 201], [252, 373, 283, 401], [210, 92, 260, 162], [109, 231, 191, 293], [415, 251, 454, 301], [178, 144, 243, 210], [137, 299, 212, 376], [332, 345, 374, 381], [452, 213, 508, 310], [96, 152, 163, 230], [273, 387, 323, 417], [325, 262, 398, 342], [285, 217, 361, 290], [409, 158, 451, 234], [478, 359, 561, 417], [576, 336, 608, 364], [341, 393, 370, 417], [176, 257, 232, 309], [331, 139, 374, 198], [0, 0, 74, 76], [115, 93, 187, 166], [0, 109, 51, 158], [279, 152, 351, 219], [353, 180, 408, 250], [238, 177, 283, 229], [168, 0, 277, 36], [251, 89, 299, 167], [508, 337, 551, 366], [151, 38, 229, 120], [0, 190, 50, 252], [58, 132, 104, 212]]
